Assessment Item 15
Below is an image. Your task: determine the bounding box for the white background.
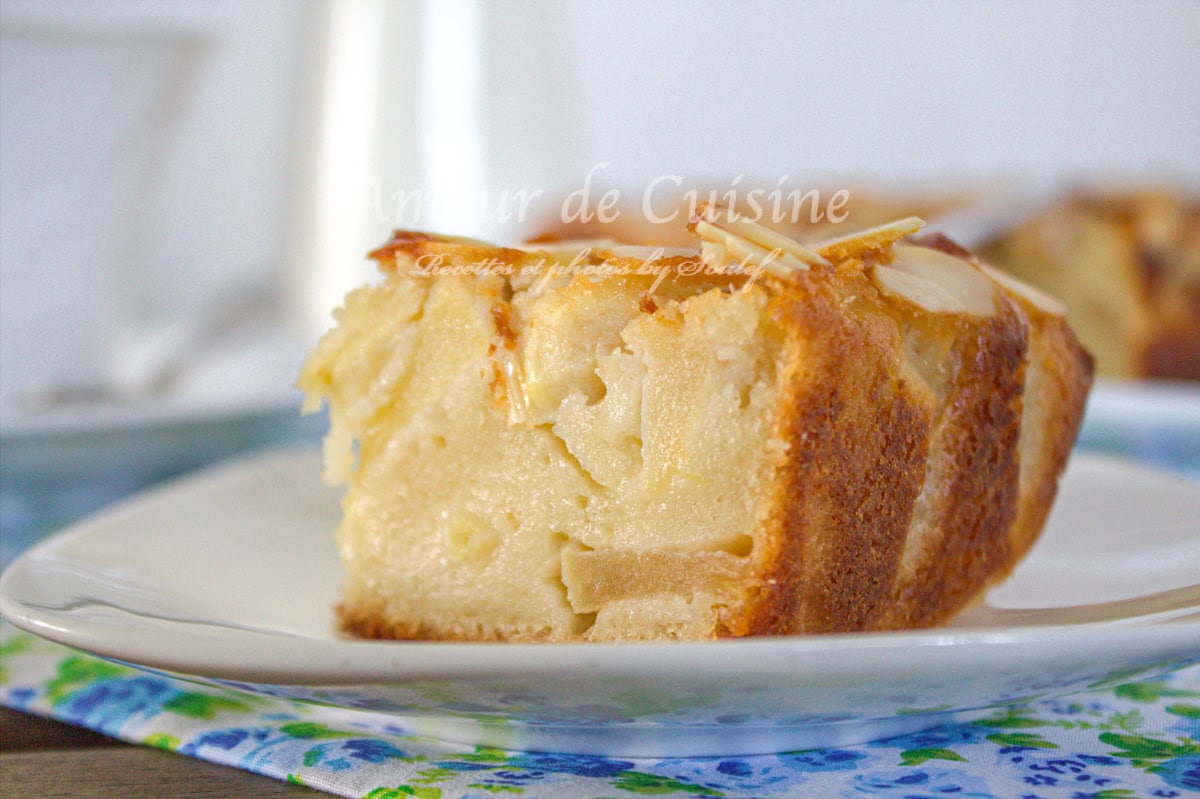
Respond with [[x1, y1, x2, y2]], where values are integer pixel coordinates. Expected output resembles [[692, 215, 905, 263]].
[[2, 0, 1198, 419]]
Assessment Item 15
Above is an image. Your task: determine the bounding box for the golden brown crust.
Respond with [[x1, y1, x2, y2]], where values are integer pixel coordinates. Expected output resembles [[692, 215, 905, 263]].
[[1004, 304, 1095, 559], [736, 240, 1091, 636], [341, 602, 585, 643], [741, 279, 1054, 635], [340, 604, 511, 642], [883, 302, 1028, 628], [369, 230, 530, 268], [739, 280, 932, 635]]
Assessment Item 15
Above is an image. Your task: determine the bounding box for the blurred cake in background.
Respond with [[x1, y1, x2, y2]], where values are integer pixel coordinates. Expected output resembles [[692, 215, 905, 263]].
[[980, 190, 1200, 380]]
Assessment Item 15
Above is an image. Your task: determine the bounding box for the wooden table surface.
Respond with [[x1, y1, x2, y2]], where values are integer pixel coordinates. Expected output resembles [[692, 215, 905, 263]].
[[0, 706, 323, 798]]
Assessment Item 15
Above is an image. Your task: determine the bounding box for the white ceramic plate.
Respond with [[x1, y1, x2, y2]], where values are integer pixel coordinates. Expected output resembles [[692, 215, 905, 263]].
[[2, 450, 1199, 757]]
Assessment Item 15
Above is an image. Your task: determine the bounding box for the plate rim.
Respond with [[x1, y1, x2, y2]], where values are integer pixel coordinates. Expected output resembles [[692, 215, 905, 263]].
[[2, 448, 1199, 687]]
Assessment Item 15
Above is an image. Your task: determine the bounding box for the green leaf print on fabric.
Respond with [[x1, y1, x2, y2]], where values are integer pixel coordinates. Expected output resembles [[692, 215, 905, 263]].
[[1114, 681, 1200, 703], [1165, 703, 1200, 719], [1107, 709, 1145, 732], [278, 722, 360, 740], [143, 733, 180, 750], [163, 692, 255, 720], [984, 732, 1060, 750], [466, 785, 523, 794], [0, 633, 36, 684], [363, 786, 442, 799], [608, 771, 724, 796], [410, 766, 458, 785], [898, 747, 967, 765], [1099, 731, 1200, 769], [44, 656, 130, 704], [971, 712, 1048, 729], [975, 705, 1146, 734], [450, 746, 508, 763]]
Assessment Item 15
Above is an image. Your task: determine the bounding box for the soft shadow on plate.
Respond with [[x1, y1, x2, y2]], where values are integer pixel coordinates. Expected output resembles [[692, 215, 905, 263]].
[[2, 449, 1198, 756]]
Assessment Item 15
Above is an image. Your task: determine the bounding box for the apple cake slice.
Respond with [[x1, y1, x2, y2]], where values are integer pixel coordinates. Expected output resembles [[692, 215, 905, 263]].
[[298, 207, 1093, 641]]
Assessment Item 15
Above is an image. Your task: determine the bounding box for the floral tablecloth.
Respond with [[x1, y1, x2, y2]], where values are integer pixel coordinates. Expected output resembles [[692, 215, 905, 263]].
[[2, 620, 1198, 798]]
